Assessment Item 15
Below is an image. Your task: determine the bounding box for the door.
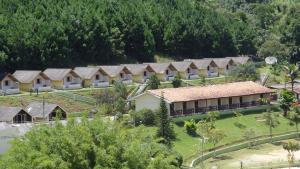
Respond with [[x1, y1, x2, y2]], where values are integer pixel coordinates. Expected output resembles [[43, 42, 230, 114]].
[[195, 101, 198, 113], [183, 102, 187, 114], [229, 97, 232, 105]]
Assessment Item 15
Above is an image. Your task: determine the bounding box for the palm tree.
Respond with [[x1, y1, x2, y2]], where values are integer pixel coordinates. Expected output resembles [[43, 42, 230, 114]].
[[284, 63, 299, 92]]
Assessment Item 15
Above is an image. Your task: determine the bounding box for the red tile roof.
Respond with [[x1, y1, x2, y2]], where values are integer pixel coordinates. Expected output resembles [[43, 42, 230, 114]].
[[146, 81, 273, 103]]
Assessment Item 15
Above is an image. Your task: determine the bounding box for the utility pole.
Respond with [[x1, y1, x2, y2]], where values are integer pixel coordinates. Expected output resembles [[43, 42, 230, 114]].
[[42, 96, 45, 120]]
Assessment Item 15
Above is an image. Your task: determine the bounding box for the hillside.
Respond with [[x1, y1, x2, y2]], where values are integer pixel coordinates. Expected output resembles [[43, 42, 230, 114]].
[[0, 0, 300, 72]]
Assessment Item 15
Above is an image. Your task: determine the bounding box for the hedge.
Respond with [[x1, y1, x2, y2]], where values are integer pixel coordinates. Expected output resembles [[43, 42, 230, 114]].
[[172, 105, 279, 126]]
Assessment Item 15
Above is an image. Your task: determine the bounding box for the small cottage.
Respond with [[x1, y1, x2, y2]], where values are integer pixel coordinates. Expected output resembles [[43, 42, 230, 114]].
[[74, 67, 109, 87], [144, 63, 178, 81], [43, 68, 82, 89], [99, 66, 133, 84], [171, 61, 199, 79], [26, 102, 67, 122], [0, 107, 32, 123], [0, 73, 20, 95], [13, 70, 51, 92]]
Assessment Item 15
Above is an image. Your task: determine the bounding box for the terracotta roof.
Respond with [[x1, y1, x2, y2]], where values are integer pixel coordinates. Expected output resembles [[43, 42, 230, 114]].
[[184, 59, 217, 69], [143, 63, 177, 74], [0, 106, 25, 122], [26, 102, 65, 118], [13, 70, 48, 83], [171, 61, 197, 72], [98, 65, 132, 77], [74, 67, 107, 79], [121, 64, 154, 75], [211, 58, 235, 68], [293, 88, 300, 94], [227, 56, 250, 64], [43, 68, 79, 80], [145, 81, 273, 103]]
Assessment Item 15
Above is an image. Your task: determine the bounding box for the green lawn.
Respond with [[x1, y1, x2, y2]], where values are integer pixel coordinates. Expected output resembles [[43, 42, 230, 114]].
[[0, 92, 94, 113], [140, 111, 296, 164]]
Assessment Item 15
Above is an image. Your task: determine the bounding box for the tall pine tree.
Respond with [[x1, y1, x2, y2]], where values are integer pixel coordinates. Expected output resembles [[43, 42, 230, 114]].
[[157, 93, 176, 146]]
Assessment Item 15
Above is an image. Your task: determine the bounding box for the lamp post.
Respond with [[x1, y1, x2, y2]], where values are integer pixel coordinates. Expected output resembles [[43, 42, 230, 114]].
[[200, 134, 205, 169]]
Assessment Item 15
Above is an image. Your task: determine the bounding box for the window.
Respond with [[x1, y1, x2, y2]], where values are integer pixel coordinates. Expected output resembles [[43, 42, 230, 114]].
[[207, 66, 210, 71], [187, 68, 190, 74], [36, 78, 41, 84], [95, 74, 100, 80], [166, 70, 169, 75], [4, 80, 9, 86], [226, 65, 229, 70], [120, 73, 124, 78], [67, 76, 71, 82], [143, 71, 147, 76]]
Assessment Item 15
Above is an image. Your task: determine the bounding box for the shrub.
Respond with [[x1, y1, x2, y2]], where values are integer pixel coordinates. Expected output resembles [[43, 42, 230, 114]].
[[131, 109, 157, 126], [148, 75, 160, 89], [172, 74, 182, 88], [184, 119, 197, 136]]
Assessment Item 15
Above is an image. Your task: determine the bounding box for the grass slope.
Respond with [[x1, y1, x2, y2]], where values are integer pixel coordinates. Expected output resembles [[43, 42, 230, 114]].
[[140, 111, 295, 164]]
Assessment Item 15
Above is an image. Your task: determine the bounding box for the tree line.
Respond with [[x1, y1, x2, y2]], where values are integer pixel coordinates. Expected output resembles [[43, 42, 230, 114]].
[[1, 0, 300, 72], [0, 0, 257, 72]]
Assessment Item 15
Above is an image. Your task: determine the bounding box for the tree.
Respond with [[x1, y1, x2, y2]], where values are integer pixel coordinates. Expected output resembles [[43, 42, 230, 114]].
[[283, 141, 300, 165], [184, 120, 197, 136], [205, 111, 220, 129], [229, 62, 259, 81], [114, 97, 127, 115], [156, 94, 176, 146], [0, 118, 182, 169], [262, 110, 280, 141], [234, 111, 246, 129], [279, 89, 296, 116], [207, 129, 226, 158], [287, 105, 300, 136], [113, 81, 128, 99], [172, 74, 182, 88], [243, 129, 256, 148], [148, 75, 160, 89], [284, 63, 300, 92]]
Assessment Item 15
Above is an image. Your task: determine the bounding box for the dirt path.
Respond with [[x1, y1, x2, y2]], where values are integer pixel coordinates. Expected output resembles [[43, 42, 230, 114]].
[[203, 140, 300, 169], [229, 148, 300, 167]]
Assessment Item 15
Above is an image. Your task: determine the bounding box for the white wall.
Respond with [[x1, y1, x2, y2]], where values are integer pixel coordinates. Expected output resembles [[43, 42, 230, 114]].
[[186, 101, 195, 109], [135, 93, 170, 113], [232, 97, 240, 104], [1, 77, 18, 90], [207, 99, 218, 106], [92, 72, 109, 83], [198, 100, 206, 107], [120, 70, 132, 81], [63, 73, 82, 86], [174, 102, 183, 111], [33, 75, 51, 89], [221, 98, 229, 105]]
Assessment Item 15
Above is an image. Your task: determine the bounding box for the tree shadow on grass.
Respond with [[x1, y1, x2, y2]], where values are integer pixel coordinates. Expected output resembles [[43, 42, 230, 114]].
[[209, 155, 233, 162], [271, 141, 286, 146]]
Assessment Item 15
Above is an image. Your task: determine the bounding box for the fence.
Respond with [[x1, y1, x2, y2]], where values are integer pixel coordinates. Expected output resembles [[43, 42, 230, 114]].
[[190, 132, 300, 167]]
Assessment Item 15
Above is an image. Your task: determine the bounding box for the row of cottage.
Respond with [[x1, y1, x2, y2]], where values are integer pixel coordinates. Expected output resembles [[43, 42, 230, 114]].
[[0, 56, 250, 95], [0, 102, 67, 123]]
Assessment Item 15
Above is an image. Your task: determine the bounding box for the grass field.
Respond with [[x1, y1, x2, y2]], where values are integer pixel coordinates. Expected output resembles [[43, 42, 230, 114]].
[[0, 92, 94, 113], [142, 111, 296, 164]]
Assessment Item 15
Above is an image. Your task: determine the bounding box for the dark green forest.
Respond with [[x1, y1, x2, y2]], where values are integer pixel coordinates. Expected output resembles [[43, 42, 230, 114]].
[[1, 0, 300, 72]]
